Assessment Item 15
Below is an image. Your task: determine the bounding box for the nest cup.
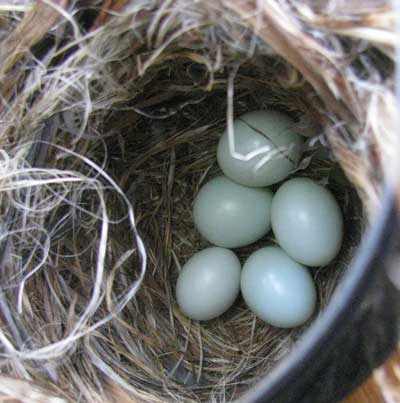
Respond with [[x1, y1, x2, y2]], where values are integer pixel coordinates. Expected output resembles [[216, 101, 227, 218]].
[[0, 2, 398, 403]]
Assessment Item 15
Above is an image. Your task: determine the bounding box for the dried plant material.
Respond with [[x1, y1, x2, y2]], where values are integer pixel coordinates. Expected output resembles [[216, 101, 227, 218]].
[[0, 0, 397, 402], [0, 376, 66, 403]]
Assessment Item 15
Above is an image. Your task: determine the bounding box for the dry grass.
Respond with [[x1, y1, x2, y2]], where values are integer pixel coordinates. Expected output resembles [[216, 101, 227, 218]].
[[0, 1, 397, 402]]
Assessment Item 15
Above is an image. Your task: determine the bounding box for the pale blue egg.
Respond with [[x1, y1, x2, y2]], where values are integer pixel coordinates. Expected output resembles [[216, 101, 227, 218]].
[[217, 110, 303, 187], [271, 177, 343, 266], [193, 176, 273, 248], [241, 246, 316, 328], [176, 247, 241, 321]]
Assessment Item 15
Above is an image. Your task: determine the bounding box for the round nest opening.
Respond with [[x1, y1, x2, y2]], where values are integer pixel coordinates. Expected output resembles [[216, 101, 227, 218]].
[[0, 2, 397, 403]]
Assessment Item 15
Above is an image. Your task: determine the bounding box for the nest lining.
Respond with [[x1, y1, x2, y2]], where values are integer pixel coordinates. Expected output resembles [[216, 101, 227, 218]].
[[0, 1, 397, 403], [98, 57, 364, 401]]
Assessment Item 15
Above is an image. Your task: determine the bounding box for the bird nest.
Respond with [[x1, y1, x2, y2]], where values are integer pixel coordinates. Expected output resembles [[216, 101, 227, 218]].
[[0, 1, 397, 402]]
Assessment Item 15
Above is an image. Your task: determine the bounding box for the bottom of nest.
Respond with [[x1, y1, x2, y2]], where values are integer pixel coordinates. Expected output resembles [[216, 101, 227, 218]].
[[90, 107, 363, 402]]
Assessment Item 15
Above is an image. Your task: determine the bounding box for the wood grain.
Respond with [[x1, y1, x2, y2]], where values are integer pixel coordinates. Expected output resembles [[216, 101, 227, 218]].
[[345, 349, 400, 403]]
